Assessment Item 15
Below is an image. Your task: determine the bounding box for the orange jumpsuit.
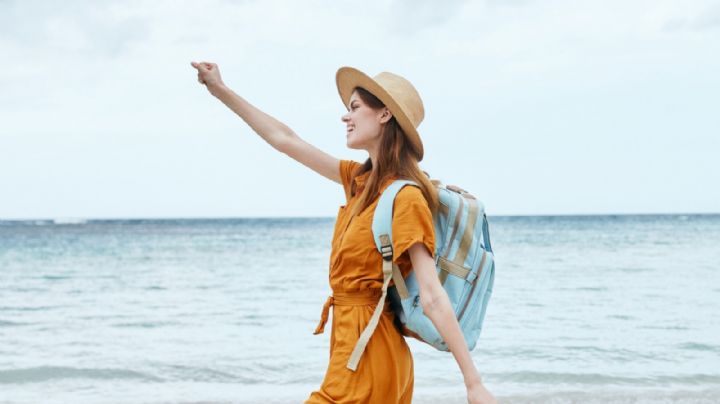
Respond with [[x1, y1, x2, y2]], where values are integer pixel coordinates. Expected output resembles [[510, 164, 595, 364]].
[[305, 159, 436, 404]]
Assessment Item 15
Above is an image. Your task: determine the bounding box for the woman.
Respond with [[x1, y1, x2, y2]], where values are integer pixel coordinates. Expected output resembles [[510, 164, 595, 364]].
[[191, 61, 496, 404]]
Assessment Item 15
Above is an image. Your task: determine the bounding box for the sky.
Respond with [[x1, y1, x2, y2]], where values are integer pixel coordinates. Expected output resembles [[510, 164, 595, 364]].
[[1, 0, 718, 219]]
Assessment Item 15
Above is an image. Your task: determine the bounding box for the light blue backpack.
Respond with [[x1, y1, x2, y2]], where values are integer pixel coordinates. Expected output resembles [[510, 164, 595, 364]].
[[345, 179, 495, 371]]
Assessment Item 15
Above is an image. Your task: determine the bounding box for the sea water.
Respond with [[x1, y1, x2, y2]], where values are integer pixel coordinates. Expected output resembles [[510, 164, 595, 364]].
[[1, 215, 719, 403]]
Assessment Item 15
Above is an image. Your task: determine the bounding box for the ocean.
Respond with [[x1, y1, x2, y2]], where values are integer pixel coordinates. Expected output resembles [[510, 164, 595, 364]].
[[1, 214, 719, 403]]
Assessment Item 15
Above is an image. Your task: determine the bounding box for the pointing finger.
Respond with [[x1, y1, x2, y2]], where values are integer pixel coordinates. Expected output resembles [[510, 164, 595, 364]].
[[191, 61, 211, 71]]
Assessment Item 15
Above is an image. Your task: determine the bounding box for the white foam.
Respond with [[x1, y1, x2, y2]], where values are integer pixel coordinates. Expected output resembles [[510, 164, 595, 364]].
[[52, 217, 88, 225]]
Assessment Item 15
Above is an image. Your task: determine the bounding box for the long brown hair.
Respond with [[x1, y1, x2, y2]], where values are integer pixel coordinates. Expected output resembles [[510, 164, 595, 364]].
[[347, 87, 440, 218]]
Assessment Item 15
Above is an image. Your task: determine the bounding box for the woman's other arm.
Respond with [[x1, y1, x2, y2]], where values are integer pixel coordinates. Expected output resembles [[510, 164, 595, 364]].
[[408, 242, 497, 404], [191, 61, 341, 184]]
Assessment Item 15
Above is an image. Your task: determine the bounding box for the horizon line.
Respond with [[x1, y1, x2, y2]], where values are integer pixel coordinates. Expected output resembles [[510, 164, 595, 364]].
[[1, 211, 719, 222]]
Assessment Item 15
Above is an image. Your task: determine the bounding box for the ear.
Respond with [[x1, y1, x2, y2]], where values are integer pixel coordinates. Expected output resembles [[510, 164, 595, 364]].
[[378, 107, 393, 124]]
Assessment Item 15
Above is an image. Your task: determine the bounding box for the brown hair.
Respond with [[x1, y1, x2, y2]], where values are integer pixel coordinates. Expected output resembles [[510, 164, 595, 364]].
[[347, 87, 440, 218]]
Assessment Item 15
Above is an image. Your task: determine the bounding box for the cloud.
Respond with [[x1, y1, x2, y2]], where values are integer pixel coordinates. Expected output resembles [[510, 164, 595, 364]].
[[0, 0, 149, 58], [388, 0, 468, 34], [663, 3, 720, 32]]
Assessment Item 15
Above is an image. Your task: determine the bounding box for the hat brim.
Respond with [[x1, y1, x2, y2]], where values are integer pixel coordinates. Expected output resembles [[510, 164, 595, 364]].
[[336, 66, 424, 160]]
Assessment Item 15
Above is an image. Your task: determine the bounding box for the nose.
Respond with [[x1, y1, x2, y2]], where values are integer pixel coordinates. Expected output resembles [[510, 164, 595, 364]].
[[341, 113, 349, 123]]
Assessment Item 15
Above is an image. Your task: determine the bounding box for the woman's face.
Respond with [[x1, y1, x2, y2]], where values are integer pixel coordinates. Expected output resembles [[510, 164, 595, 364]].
[[341, 91, 392, 153]]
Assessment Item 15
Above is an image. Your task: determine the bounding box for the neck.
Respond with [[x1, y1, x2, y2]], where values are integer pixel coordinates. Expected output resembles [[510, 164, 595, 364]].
[[368, 145, 379, 169]]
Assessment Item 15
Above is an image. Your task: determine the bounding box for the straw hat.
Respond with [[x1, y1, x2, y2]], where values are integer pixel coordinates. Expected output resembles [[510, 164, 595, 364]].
[[336, 66, 426, 161]]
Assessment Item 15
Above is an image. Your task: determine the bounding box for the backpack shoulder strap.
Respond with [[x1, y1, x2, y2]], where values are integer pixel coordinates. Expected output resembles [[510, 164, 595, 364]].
[[371, 179, 419, 300]]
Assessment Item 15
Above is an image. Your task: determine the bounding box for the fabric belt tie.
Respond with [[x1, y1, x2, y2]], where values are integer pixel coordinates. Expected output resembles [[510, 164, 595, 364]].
[[313, 289, 391, 335], [313, 258, 396, 371]]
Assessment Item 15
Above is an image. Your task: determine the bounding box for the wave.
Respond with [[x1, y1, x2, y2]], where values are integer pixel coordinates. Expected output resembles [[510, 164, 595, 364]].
[[52, 218, 88, 225], [493, 371, 720, 386], [0, 366, 162, 384], [0, 305, 55, 312], [677, 342, 720, 353], [0, 320, 31, 327], [493, 389, 720, 404]]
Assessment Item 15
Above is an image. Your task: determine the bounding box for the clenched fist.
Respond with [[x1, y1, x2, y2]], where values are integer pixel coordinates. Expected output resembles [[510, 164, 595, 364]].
[[191, 61, 225, 93]]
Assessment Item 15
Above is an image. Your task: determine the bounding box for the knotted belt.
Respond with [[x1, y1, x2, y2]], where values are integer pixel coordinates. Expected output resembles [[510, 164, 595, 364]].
[[313, 289, 393, 371], [313, 289, 392, 334]]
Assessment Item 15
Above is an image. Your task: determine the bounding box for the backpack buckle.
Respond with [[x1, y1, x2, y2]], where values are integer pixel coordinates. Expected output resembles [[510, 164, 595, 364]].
[[379, 234, 393, 261]]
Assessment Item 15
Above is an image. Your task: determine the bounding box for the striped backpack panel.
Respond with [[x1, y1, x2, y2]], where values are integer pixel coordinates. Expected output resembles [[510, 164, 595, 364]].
[[372, 180, 495, 351]]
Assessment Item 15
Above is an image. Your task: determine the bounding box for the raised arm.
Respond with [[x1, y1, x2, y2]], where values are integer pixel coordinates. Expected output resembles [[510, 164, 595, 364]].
[[191, 61, 341, 184]]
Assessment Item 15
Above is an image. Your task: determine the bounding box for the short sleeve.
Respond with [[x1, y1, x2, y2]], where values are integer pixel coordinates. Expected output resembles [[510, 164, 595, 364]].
[[391, 185, 436, 277], [339, 159, 362, 204]]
